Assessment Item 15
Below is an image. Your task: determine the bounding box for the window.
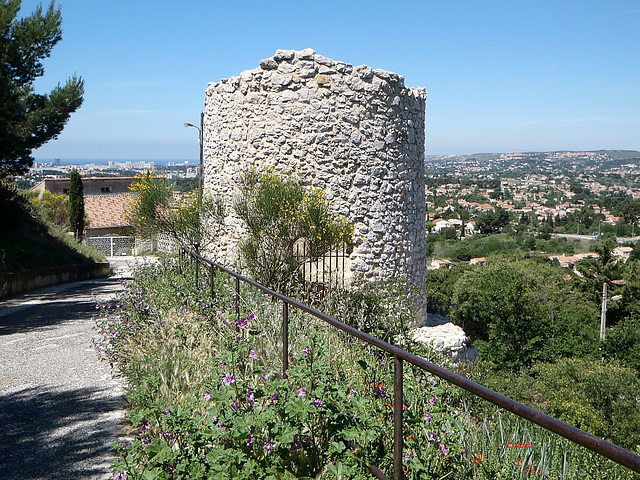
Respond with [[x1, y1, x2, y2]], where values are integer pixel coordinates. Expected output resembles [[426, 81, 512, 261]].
[[101, 186, 112, 193]]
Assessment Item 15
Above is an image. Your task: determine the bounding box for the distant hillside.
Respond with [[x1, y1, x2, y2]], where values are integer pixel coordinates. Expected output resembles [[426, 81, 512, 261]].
[[426, 150, 640, 174], [0, 181, 101, 273]]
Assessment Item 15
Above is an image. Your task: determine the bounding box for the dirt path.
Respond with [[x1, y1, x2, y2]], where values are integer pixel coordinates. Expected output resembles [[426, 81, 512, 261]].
[[0, 265, 131, 480]]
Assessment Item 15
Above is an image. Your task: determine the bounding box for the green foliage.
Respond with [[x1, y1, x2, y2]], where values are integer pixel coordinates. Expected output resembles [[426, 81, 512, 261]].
[[475, 206, 510, 234], [96, 257, 466, 480], [0, 0, 84, 177], [68, 169, 84, 238], [234, 169, 352, 292], [28, 189, 69, 229], [127, 171, 172, 238], [485, 358, 640, 451], [451, 258, 601, 370], [323, 277, 421, 342], [603, 317, 640, 373], [0, 179, 101, 271], [452, 259, 554, 370]]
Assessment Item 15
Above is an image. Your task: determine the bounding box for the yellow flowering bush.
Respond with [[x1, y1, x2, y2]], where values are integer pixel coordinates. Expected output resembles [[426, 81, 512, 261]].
[[234, 168, 353, 292]]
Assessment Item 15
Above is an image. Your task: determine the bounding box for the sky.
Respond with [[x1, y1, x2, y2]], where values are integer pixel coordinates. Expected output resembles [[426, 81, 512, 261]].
[[19, 0, 640, 161]]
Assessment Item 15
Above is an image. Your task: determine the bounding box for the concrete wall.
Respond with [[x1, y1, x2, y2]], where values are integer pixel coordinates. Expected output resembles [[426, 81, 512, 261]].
[[0, 263, 112, 299], [203, 49, 427, 286]]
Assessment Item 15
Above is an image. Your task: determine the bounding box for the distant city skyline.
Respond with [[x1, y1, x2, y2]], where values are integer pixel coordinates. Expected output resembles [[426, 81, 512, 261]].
[[19, 0, 640, 161]]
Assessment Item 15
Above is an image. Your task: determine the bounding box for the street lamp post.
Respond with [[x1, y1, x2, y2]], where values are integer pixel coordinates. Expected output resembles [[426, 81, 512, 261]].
[[183, 111, 204, 197]]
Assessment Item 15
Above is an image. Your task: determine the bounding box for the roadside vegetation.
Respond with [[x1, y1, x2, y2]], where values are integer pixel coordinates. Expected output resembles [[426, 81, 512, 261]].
[[0, 179, 103, 273], [96, 170, 639, 479]]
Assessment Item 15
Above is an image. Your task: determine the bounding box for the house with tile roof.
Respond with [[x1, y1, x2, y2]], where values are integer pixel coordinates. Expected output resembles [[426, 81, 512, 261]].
[[84, 194, 136, 237]]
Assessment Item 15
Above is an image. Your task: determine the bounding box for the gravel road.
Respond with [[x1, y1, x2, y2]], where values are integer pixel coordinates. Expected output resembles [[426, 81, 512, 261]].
[[0, 259, 139, 480]]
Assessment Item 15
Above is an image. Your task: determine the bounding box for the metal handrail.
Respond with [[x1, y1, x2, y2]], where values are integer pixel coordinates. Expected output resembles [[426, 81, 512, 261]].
[[186, 248, 640, 478]]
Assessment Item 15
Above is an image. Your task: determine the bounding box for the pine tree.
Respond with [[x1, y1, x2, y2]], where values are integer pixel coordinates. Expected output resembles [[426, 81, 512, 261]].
[[68, 169, 84, 239], [0, 0, 84, 177]]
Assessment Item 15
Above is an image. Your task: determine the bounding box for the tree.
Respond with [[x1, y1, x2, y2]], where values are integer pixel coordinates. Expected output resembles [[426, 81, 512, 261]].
[[0, 0, 84, 177], [475, 206, 510, 234], [127, 171, 171, 239], [68, 169, 84, 239], [126, 171, 224, 251]]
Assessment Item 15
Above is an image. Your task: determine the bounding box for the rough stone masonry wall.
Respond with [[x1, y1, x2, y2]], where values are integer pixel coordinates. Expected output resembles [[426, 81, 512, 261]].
[[203, 48, 427, 287]]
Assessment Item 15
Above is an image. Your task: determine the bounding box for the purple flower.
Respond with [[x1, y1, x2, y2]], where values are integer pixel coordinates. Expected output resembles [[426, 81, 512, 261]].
[[424, 412, 432, 423], [164, 406, 170, 415], [204, 390, 211, 401], [246, 433, 254, 446], [236, 317, 248, 329], [247, 389, 255, 406], [311, 398, 324, 407], [302, 347, 311, 355], [430, 394, 436, 405], [262, 371, 273, 381], [248, 313, 256, 322], [218, 360, 226, 367], [439, 443, 449, 456], [374, 385, 386, 399], [249, 350, 257, 360], [298, 387, 307, 397], [222, 373, 235, 386], [263, 438, 276, 452], [428, 431, 436, 443], [231, 401, 239, 411]]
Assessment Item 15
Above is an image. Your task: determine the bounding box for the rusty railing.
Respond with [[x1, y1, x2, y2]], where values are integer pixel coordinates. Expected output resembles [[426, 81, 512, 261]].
[[186, 248, 640, 479]]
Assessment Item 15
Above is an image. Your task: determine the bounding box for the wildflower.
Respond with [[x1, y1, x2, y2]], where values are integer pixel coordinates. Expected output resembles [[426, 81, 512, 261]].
[[249, 350, 257, 360], [424, 412, 432, 423], [302, 346, 311, 355], [236, 317, 248, 329], [311, 398, 324, 407], [374, 383, 386, 399], [218, 360, 226, 367], [247, 389, 255, 406], [430, 393, 436, 405], [164, 406, 170, 415], [262, 371, 273, 381], [298, 387, 307, 397], [222, 373, 235, 386], [263, 438, 276, 452], [248, 313, 256, 322], [439, 443, 449, 456], [231, 401, 239, 411], [204, 390, 211, 401], [428, 432, 436, 442], [246, 433, 254, 446]]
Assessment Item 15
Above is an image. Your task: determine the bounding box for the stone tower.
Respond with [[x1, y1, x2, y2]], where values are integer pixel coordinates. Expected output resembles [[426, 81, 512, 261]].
[[203, 49, 427, 286]]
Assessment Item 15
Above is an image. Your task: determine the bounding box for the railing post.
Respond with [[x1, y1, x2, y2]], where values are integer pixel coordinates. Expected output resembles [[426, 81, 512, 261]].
[[282, 300, 289, 378], [235, 276, 240, 321], [394, 355, 403, 480], [210, 264, 216, 300]]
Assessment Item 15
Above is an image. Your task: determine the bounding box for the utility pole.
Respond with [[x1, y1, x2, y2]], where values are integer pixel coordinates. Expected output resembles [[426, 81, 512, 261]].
[[600, 283, 608, 341]]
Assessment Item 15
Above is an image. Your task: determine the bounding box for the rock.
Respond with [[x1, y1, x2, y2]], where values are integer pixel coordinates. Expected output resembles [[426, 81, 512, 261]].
[[411, 318, 478, 363], [259, 58, 278, 70]]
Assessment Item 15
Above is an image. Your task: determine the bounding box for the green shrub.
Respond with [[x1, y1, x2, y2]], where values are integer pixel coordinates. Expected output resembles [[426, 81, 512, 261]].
[[233, 169, 352, 292]]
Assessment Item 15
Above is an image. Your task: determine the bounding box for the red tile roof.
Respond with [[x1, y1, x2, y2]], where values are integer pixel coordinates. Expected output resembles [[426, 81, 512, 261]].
[[84, 194, 136, 229]]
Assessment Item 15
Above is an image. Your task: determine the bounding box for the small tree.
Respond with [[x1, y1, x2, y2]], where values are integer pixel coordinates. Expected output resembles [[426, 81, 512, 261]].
[[68, 169, 84, 239], [127, 171, 171, 240], [0, 0, 84, 177], [127, 171, 224, 251], [234, 169, 353, 292]]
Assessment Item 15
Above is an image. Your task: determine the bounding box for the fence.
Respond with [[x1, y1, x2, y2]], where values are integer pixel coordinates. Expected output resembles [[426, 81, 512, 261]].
[[185, 247, 640, 480], [85, 235, 134, 256]]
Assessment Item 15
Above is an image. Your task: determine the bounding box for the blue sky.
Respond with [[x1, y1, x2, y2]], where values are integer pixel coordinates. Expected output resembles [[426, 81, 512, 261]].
[[22, 0, 640, 161]]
